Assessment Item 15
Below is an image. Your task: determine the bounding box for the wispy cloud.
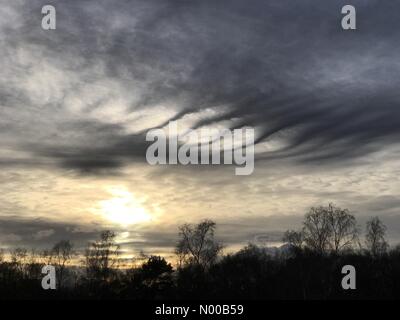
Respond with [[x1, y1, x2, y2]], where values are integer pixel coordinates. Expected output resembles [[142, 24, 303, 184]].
[[0, 0, 400, 253]]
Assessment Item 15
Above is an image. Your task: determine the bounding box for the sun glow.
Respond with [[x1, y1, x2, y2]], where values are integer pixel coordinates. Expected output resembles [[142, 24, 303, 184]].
[[99, 186, 151, 225]]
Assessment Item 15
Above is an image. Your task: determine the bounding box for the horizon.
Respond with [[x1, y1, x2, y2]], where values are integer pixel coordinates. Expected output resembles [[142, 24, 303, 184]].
[[0, 206, 399, 265]]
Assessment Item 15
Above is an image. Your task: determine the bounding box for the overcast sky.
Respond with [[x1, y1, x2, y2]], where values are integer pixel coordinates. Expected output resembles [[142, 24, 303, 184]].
[[1, 0, 400, 258]]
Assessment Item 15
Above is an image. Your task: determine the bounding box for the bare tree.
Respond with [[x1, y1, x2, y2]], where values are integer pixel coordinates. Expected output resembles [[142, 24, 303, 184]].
[[303, 206, 332, 254], [85, 230, 120, 281], [365, 217, 388, 256], [11, 247, 28, 275], [26, 249, 42, 279], [51, 240, 74, 287], [282, 229, 304, 251], [325, 204, 358, 253], [41, 249, 54, 265], [175, 219, 223, 269], [0, 249, 4, 263], [302, 204, 358, 254]]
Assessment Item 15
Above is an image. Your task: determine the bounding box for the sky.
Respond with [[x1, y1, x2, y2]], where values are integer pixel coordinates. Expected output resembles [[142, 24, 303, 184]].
[[1, 0, 400, 260]]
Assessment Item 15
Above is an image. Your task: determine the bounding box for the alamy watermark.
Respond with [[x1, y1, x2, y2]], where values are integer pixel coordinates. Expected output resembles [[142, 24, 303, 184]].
[[341, 265, 356, 290], [145, 121, 255, 175], [41, 265, 56, 290], [40, 4, 356, 31], [41, 5, 56, 30]]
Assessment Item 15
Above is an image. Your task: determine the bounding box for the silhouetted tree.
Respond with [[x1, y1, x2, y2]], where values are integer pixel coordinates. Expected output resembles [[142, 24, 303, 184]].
[[140, 256, 173, 279], [303, 206, 332, 254], [41, 249, 53, 265], [366, 217, 388, 257], [140, 256, 174, 297], [11, 248, 28, 276], [325, 204, 358, 253], [85, 230, 120, 282], [283, 229, 304, 252], [175, 220, 223, 269], [51, 240, 74, 288], [302, 204, 358, 254]]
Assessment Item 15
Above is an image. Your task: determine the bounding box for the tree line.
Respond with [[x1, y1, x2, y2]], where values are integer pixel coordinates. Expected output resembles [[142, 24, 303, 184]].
[[283, 203, 389, 256], [0, 203, 399, 299]]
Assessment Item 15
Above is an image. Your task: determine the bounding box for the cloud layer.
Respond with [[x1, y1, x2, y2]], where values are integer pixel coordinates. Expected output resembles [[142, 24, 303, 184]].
[[1, 0, 400, 254], [1, 0, 400, 172]]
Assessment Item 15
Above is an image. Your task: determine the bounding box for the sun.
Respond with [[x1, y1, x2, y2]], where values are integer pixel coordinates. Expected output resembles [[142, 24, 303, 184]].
[[98, 186, 151, 226]]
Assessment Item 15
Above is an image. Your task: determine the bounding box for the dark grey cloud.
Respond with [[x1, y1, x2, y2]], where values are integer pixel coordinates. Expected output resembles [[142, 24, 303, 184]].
[[1, 0, 400, 172], [0, 213, 299, 252], [0, 216, 102, 249]]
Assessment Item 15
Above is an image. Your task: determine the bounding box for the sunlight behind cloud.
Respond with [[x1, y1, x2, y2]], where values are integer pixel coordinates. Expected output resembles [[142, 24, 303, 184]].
[[97, 186, 151, 226]]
